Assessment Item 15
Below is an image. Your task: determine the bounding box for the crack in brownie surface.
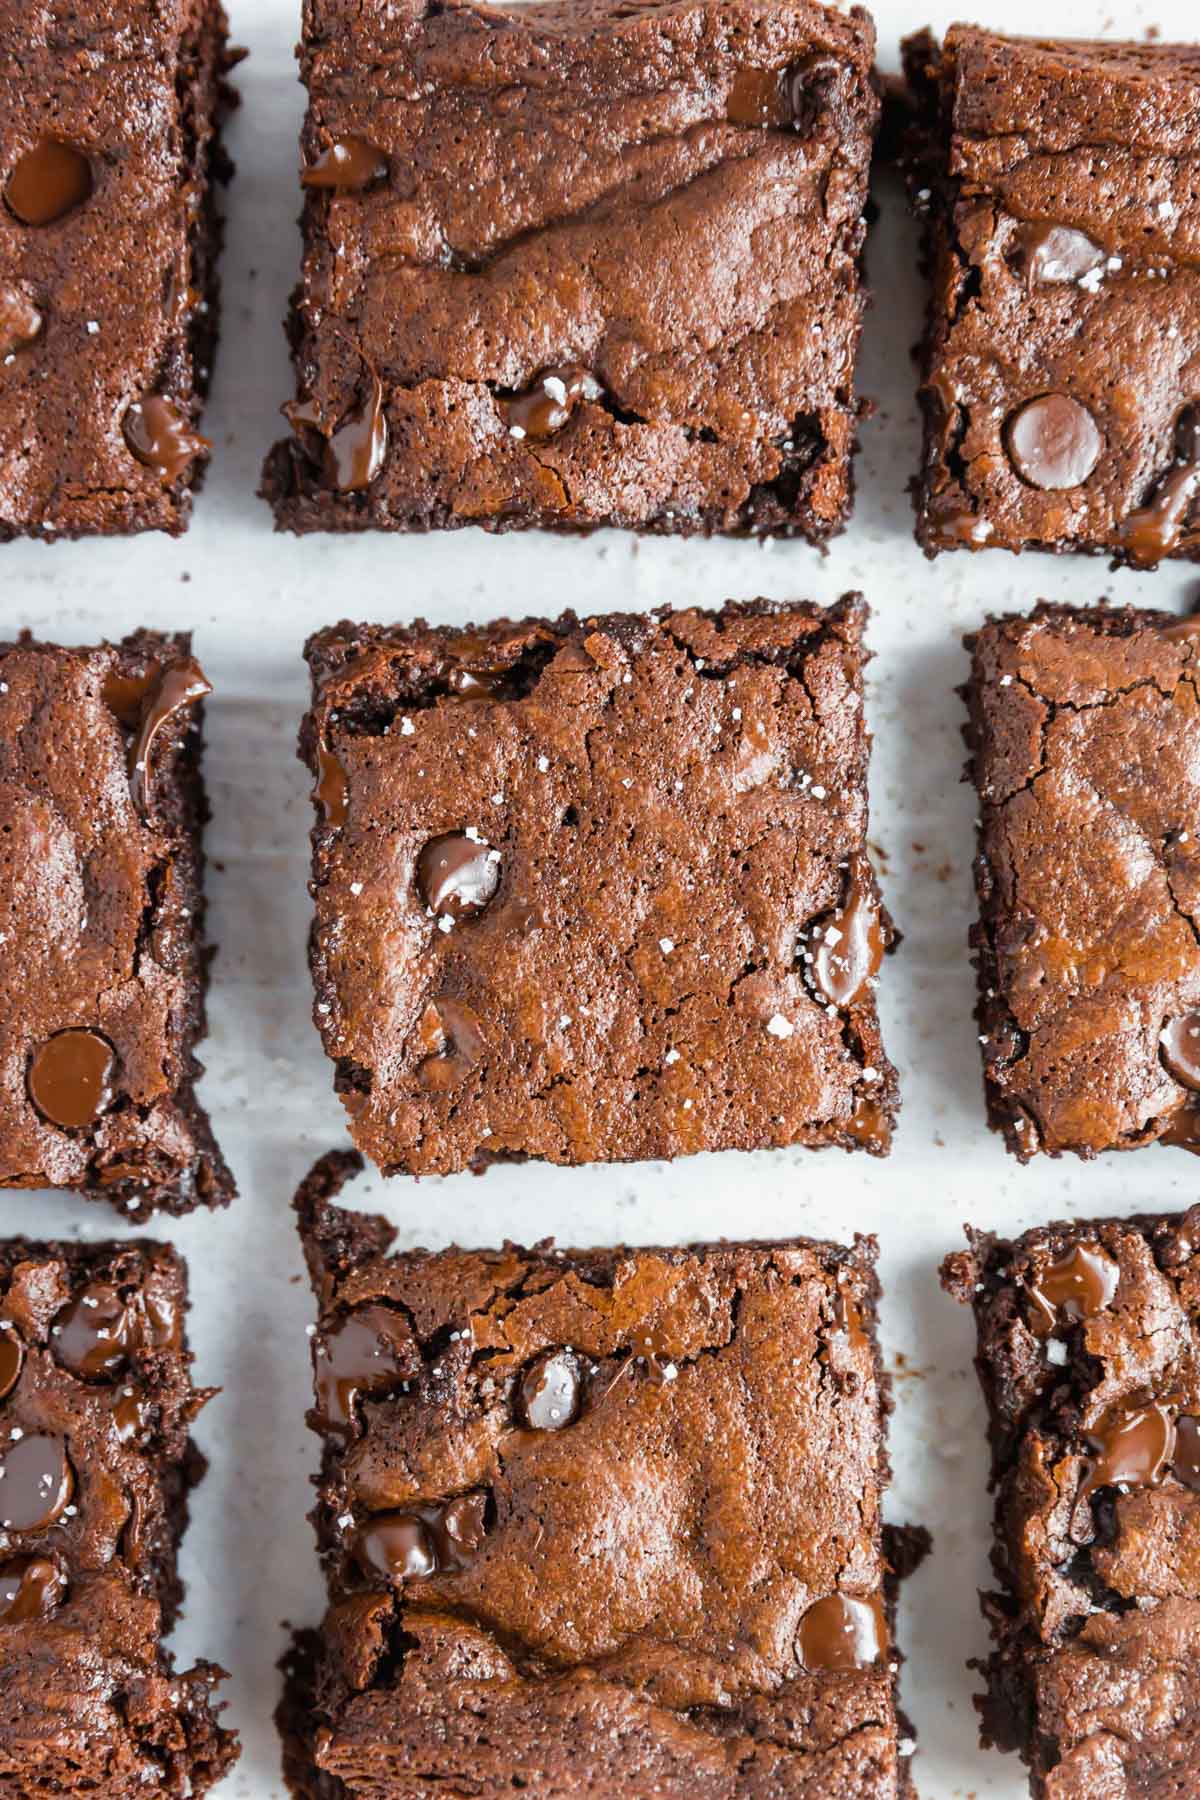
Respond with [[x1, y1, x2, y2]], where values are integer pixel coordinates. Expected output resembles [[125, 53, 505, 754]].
[[945, 1210, 1200, 1797], [964, 603, 1200, 1160], [903, 27, 1200, 566], [263, 0, 880, 540], [301, 597, 897, 1174], [279, 1149, 912, 1798]]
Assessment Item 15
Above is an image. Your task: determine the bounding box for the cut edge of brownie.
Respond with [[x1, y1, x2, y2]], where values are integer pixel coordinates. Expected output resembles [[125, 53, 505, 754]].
[[298, 596, 900, 1169], [0, 630, 236, 1218], [962, 599, 1195, 1164]]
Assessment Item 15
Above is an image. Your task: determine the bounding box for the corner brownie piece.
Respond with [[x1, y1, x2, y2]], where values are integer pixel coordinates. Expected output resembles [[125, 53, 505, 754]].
[[0, 1233, 237, 1793], [0, 632, 234, 1217], [944, 1211, 1200, 1796], [280, 1149, 911, 1798], [965, 602, 1200, 1161], [0, 0, 235, 539], [904, 27, 1200, 566], [301, 597, 897, 1174], [263, 0, 880, 541]]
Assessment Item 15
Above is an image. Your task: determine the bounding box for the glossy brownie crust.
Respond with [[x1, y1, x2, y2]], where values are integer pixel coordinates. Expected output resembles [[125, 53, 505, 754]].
[[965, 603, 1200, 1161], [301, 597, 897, 1175], [0, 0, 234, 540], [905, 27, 1200, 566], [0, 1234, 237, 1795], [0, 632, 234, 1217], [264, 0, 880, 541], [281, 1149, 909, 1799], [944, 1211, 1200, 1798]]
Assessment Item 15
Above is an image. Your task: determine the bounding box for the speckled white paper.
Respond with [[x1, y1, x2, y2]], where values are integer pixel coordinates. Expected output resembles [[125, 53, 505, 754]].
[[1, 0, 1196, 1791]]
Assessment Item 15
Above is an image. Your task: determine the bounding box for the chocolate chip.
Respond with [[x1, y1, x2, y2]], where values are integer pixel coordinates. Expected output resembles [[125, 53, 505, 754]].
[[504, 367, 601, 442], [123, 395, 211, 485], [1161, 1012, 1200, 1090], [0, 1332, 21, 1403], [315, 742, 349, 827], [354, 1491, 490, 1584], [0, 1435, 73, 1530], [1175, 1415, 1200, 1491], [416, 998, 486, 1093], [1026, 1242, 1120, 1336], [809, 865, 884, 1009], [0, 285, 42, 358], [519, 1349, 582, 1431], [325, 374, 387, 492], [301, 139, 389, 190], [416, 833, 500, 919], [127, 658, 212, 818], [312, 1305, 415, 1434], [113, 1391, 148, 1443], [1005, 393, 1102, 490], [27, 1031, 115, 1130], [1015, 222, 1106, 287], [5, 140, 92, 226], [0, 1556, 66, 1622], [53, 1284, 139, 1380], [797, 1593, 887, 1670], [101, 667, 156, 729], [1118, 404, 1200, 567], [1080, 1401, 1175, 1500]]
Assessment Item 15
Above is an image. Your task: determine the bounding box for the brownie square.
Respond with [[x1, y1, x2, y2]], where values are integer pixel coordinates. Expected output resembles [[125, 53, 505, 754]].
[[301, 596, 897, 1174], [262, 0, 880, 542], [0, 1233, 237, 1793], [0, 0, 234, 540], [280, 1149, 911, 1799], [0, 632, 234, 1217], [904, 27, 1200, 566], [965, 602, 1200, 1161], [944, 1211, 1200, 1796]]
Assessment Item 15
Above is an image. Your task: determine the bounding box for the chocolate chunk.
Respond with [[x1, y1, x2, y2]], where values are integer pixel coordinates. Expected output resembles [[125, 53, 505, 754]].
[[0, 1555, 66, 1623], [0, 285, 42, 358], [1119, 404, 1200, 569], [354, 1491, 489, 1583], [324, 373, 388, 492], [1026, 1243, 1120, 1335], [1016, 222, 1106, 287], [53, 1283, 140, 1380], [4, 139, 92, 226], [503, 367, 602, 442], [128, 658, 213, 818], [1161, 1012, 1200, 1090], [1174, 1414, 1200, 1491], [415, 833, 500, 920], [315, 743, 349, 827], [312, 1305, 414, 1434], [416, 998, 486, 1093], [100, 667, 156, 729], [113, 1391, 148, 1443], [1005, 394, 1102, 490], [797, 1593, 887, 1670], [518, 1349, 582, 1431], [123, 394, 211, 486], [445, 668, 507, 701], [0, 1331, 21, 1402], [726, 67, 791, 126], [0, 1434, 73, 1530], [27, 1031, 115, 1131], [1080, 1401, 1175, 1501], [809, 864, 884, 1008], [301, 139, 389, 190]]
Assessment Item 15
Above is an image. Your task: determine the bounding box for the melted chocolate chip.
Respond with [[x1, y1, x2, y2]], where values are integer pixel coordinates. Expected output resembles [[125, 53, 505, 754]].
[[355, 1490, 489, 1583], [301, 139, 389, 190], [0, 1556, 65, 1622], [519, 1349, 582, 1431], [5, 140, 93, 226], [0, 285, 42, 358], [504, 367, 601, 442], [28, 1031, 115, 1130], [416, 833, 501, 920], [445, 668, 507, 701], [1161, 1012, 1200, 1090], [1159, 1104, 1200, 1149], [0, 1435, 73, 1530], [797, 1593, 887, 1670], [1119, 404, 1200, 568], [417, 998, 486, 1093], [0, 1332, 21, 1403], [128, 658, 212, 817], [1016, 222, 1106, 287], [325, 374, 387, 492], [123, 395, 210, 485], [1027, 1243, 1120, 1336], [313, 1305, 414, 1434], [810, 870, 884, 1009], [101, 667, 156, 729], [726, 67, 792, 127], [113, 1390, 148, 1444], [845, 1096, 888, 1152], [54, 1284, 140, 1380], [1174, 1415, 1200, 1490], [1005, 394, 1102, 490], [315, 742, 349, 828], [1080, 1401, 1175, 1501]]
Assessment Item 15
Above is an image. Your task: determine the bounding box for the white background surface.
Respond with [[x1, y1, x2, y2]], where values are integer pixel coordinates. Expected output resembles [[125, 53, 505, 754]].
[[3, 0, 1198, 1792]]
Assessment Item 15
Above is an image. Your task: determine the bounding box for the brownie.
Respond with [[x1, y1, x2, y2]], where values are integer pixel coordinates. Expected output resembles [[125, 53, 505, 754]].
[[943, 1210, 1200, 1797], [300, 596, 897, 1175], [0, 0, 236, 540], [262, 0, 880, 542], [965, 602, 1200, 1161], [280, 1148, 913, 1799], [0, 1232, 237, 1793], [0, 632, 235, 1217], [904, 27, 1200, 567]]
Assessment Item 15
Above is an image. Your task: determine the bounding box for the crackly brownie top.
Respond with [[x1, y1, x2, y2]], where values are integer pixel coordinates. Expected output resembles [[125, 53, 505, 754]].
[[967, 604, 1200, 1159], [0, 633, 228, 1215], [303, 598, 895, 1174], [295, 1153, 899, 1797], [0, 1235, 236, 1793], [0, 0, 221, 538], [945, 1210, 1200, 1791], [907, 26, 1200, 564], [270, 0, 879, 536]]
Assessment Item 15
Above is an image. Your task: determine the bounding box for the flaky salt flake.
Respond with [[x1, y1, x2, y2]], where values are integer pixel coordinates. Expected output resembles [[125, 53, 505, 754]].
[[1046, 1340, 1068, 1366], [659, 938, 674, 954], [537, 755, 550, 772], [438, 914, 454, 933], [861, 1066, 879, 1083], [662, 1363, 678, 1381], [664, 1048, 680, 1065], [766, 1013, 794, 1039], [400, 716, 415, 736], [349, 880, 363, 895]]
